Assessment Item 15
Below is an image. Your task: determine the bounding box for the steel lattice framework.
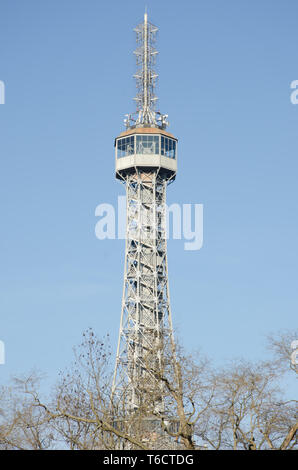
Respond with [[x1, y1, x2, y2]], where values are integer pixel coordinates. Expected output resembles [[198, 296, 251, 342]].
[[113, 169, 175, 410]]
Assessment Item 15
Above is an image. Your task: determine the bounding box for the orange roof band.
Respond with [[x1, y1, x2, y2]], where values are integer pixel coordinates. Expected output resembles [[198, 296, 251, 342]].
[[116, 127, 178, 141]]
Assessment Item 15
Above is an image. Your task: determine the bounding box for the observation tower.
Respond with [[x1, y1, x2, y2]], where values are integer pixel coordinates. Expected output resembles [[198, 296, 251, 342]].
[[112, 12, 178, 414]]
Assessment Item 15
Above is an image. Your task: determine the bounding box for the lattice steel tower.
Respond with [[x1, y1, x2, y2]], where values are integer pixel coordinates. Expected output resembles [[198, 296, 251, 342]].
[[112, 13, 178, 413]]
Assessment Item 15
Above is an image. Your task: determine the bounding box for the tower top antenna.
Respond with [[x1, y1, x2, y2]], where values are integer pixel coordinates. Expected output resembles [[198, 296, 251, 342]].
[[123, 13, 169, 130]]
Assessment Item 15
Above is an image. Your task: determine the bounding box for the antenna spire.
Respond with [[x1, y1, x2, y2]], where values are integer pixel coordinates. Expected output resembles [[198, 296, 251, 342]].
[[124, 14, 169, 129]]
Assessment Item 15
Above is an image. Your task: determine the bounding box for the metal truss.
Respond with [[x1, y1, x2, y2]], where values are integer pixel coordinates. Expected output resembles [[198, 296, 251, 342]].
[[112, 169, 175, 412]]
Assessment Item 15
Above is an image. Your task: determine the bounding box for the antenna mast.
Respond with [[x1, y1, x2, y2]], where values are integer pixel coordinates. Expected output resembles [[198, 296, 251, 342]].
[[124, 12, 168, 129]]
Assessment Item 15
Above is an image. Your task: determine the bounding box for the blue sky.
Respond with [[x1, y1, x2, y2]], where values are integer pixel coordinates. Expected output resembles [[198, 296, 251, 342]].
[[0, 0, 297, 394]]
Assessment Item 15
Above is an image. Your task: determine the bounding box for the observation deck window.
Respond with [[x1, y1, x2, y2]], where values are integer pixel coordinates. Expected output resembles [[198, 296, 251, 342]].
[[117, 136, 135, 158], [116, 134, 176, 159], [161, 136, 176, 159], [136, 135, 159, 154]]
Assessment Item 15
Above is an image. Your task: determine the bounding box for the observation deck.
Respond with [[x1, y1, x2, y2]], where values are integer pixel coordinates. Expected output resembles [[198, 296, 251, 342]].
[[115, 127, 177, 180]]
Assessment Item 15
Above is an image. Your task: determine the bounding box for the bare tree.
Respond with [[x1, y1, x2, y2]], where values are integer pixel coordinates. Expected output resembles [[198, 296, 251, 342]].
[[0, 373, 54, 449], [267, 329, 298, 375], [0, 329, 296, 450], [34, 330, 215, 450], [196, 360, 297, 450]]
